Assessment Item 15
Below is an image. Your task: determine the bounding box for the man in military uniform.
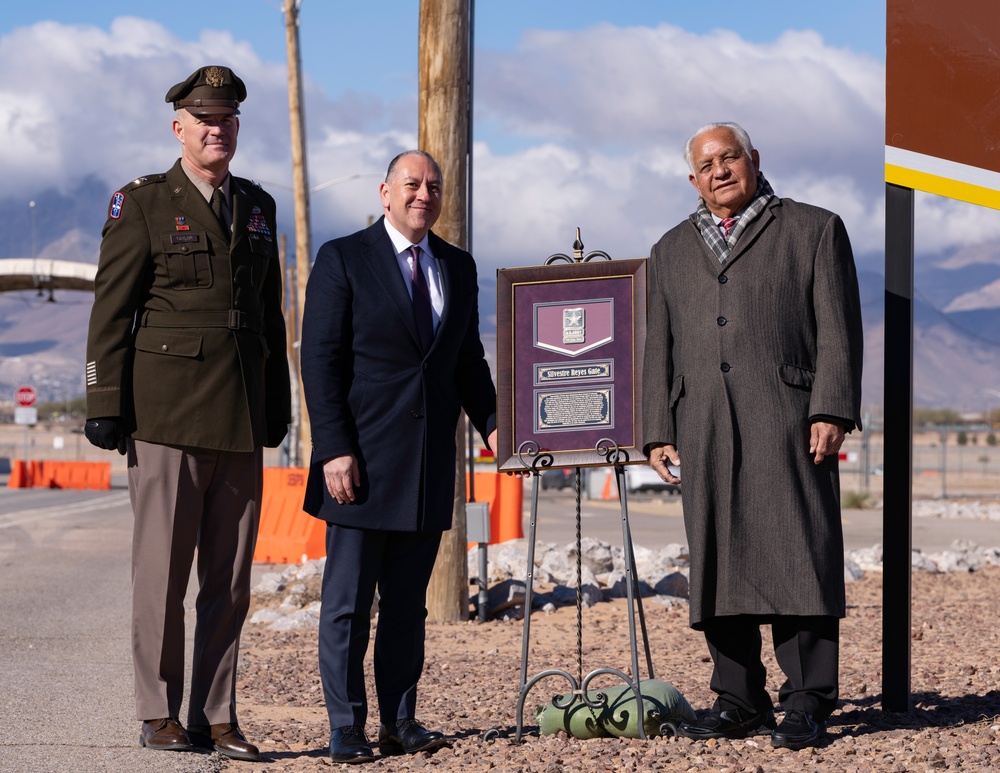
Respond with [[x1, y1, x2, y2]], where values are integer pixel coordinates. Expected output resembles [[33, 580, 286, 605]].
[[84, 66, 290, 761]]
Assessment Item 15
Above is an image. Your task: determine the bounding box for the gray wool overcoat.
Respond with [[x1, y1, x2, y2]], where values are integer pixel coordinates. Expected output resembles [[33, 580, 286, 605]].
[[642, 196, 864, 629]]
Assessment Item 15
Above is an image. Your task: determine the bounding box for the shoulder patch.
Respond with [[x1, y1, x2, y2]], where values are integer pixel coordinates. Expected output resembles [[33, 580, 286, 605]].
[[109, 192, 125, 219], [108, 173, 167, 219]]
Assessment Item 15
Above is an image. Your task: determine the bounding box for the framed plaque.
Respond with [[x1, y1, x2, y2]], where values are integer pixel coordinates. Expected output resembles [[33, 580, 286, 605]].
[[496, 258, 647, 471]]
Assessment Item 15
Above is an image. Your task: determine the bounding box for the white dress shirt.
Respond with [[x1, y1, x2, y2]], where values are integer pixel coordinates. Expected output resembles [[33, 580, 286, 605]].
[[383, 218, 444, 332]]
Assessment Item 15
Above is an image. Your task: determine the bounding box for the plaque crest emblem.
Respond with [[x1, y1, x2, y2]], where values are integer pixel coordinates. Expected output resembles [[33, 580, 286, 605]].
[[562, 308, 585, 344], [534, 299, 614, 357]]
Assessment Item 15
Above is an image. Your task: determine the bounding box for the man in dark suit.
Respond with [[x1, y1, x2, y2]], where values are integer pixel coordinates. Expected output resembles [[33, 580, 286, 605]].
[[642, 122, 863, 750], [84, 66, 290, 760], [300, 150, 498, 764]]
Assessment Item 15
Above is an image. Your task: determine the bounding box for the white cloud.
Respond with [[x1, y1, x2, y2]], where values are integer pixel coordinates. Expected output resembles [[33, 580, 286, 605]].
[[4, 16, 998, 281], [944, 278, 1000, 312], [936, 241, 1000, 270], [0, 18, 288, 193], [913, 193, 1000, 259], [478, 25, 884, 163], [470, 23, 888, 266]]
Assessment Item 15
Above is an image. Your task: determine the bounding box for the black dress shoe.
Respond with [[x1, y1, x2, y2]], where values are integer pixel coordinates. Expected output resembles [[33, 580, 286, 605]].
[[330, 725, 375, 764], [676, 707, 776, 740], [770, 709, 824, 749], [139, 717, 193, 751], [188, 722, 260, 761], [378, 719, 448, 755]]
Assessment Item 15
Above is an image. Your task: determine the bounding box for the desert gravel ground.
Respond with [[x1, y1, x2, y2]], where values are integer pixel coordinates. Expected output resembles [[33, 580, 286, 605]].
[[215, 565, 1000, 772]]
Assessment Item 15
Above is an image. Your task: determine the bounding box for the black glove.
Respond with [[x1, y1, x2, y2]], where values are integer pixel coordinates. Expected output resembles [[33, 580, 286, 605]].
[[264, 421, 288, 449], [84, 417, 127, 455]]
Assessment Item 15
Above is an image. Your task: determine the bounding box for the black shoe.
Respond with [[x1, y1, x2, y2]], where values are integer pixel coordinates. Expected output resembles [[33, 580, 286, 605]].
[[329, 725, 375, 765], [771, 709, 824, 749], [378, 719, 448, 755], [676, 708, 776, 740]]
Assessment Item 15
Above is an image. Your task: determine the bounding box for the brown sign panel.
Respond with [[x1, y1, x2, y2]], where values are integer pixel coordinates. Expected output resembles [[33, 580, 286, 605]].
[[495, 259, 647, 472], [886, 0, 1000, 207]]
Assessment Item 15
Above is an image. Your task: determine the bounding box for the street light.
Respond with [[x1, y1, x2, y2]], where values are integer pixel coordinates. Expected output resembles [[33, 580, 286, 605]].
[[29, 200, 36, 257], [29, 200, 42, 297]]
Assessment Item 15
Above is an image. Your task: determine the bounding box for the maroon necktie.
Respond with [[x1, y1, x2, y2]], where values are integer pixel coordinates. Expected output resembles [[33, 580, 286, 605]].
[[720, 217, 737, 238], [409, 245, 434, 350]]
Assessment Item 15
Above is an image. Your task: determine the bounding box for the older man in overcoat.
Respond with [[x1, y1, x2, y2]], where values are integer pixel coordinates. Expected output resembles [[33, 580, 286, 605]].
[[642, 122, 863, 750], [300, 150, 497, 764]]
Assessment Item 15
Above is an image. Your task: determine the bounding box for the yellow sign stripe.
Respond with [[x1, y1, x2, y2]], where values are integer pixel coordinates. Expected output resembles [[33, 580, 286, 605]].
[[885, 163, 1000, 210]]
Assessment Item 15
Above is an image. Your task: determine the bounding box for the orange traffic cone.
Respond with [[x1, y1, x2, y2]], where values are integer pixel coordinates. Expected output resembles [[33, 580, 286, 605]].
[[600, 470, 616, 500]]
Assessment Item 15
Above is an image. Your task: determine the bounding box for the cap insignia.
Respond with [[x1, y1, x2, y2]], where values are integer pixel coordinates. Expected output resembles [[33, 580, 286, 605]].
[[205, 66, 225, 88]]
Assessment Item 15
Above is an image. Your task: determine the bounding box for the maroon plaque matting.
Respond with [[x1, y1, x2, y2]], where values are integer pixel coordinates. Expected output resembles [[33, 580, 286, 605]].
[[496, 259, 647, 471]]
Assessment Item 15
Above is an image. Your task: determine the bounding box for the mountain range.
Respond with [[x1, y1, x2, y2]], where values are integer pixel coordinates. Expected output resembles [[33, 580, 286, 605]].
[[2, 182, 999, 416]]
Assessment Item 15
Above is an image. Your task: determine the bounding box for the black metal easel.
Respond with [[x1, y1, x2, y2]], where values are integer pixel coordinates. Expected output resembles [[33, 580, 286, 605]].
[[510, 438, 657, 742], [490, 232, 664, 743]]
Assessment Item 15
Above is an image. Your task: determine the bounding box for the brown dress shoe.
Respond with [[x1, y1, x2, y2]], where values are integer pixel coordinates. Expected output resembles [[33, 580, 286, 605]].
[[139, 717, 193, 751], [188, 722, 261, 761]]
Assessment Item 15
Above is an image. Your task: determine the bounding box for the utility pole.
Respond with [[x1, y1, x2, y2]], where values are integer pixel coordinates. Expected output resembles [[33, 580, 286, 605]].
[[283, 0, 311, 466], [280, 233, 301, 466], [419, 0, 472, 622]]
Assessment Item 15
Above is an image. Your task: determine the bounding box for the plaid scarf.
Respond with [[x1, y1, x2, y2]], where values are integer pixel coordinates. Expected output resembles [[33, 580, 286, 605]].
[[693, 173, 775, 264]]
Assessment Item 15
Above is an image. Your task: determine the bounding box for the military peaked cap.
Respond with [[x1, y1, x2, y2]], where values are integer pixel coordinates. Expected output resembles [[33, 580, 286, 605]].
[[165, 65, 247, 116]]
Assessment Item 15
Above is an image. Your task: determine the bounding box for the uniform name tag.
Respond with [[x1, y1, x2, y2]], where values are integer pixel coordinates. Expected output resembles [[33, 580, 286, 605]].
[[169, 233, 201, 244]]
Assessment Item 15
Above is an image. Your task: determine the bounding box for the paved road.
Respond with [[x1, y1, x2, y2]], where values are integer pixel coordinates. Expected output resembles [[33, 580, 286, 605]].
[[1, 482, 995, 771], [0, 487, 217, 773]]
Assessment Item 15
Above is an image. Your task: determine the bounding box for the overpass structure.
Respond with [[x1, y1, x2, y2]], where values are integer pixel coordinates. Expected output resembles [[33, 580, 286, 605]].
[[0, 259, 96, 294]]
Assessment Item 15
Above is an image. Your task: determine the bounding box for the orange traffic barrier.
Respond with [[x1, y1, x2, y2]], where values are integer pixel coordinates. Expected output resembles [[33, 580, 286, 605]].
[[33, 460, 112, 490], [253, 467, 327, 564], [466, 471, 524, 545], [37, 461, 57, 488], [5, 460, 110, 490], [6, 459, 31, 488], [80, 462, 111, 490], [252, 467, 523, 563]]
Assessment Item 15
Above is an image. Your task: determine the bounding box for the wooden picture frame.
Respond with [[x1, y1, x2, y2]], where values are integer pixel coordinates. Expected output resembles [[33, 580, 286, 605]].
[[495, 258, 647, 472]]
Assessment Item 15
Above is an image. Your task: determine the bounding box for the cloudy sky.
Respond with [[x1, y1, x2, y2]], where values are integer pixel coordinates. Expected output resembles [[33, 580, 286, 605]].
[[2, 0, 998, 285]]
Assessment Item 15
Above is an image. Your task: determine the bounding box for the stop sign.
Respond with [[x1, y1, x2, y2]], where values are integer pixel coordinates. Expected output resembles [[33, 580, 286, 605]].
[[14, 386, 37, 407]]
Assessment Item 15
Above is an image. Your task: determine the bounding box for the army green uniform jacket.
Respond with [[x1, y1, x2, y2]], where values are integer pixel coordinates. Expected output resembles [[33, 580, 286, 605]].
[[86, 159, 291, 451]]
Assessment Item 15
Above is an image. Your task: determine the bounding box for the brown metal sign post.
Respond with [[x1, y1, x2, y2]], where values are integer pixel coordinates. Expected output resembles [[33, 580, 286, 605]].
[[885, 0, 1000, 712]]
